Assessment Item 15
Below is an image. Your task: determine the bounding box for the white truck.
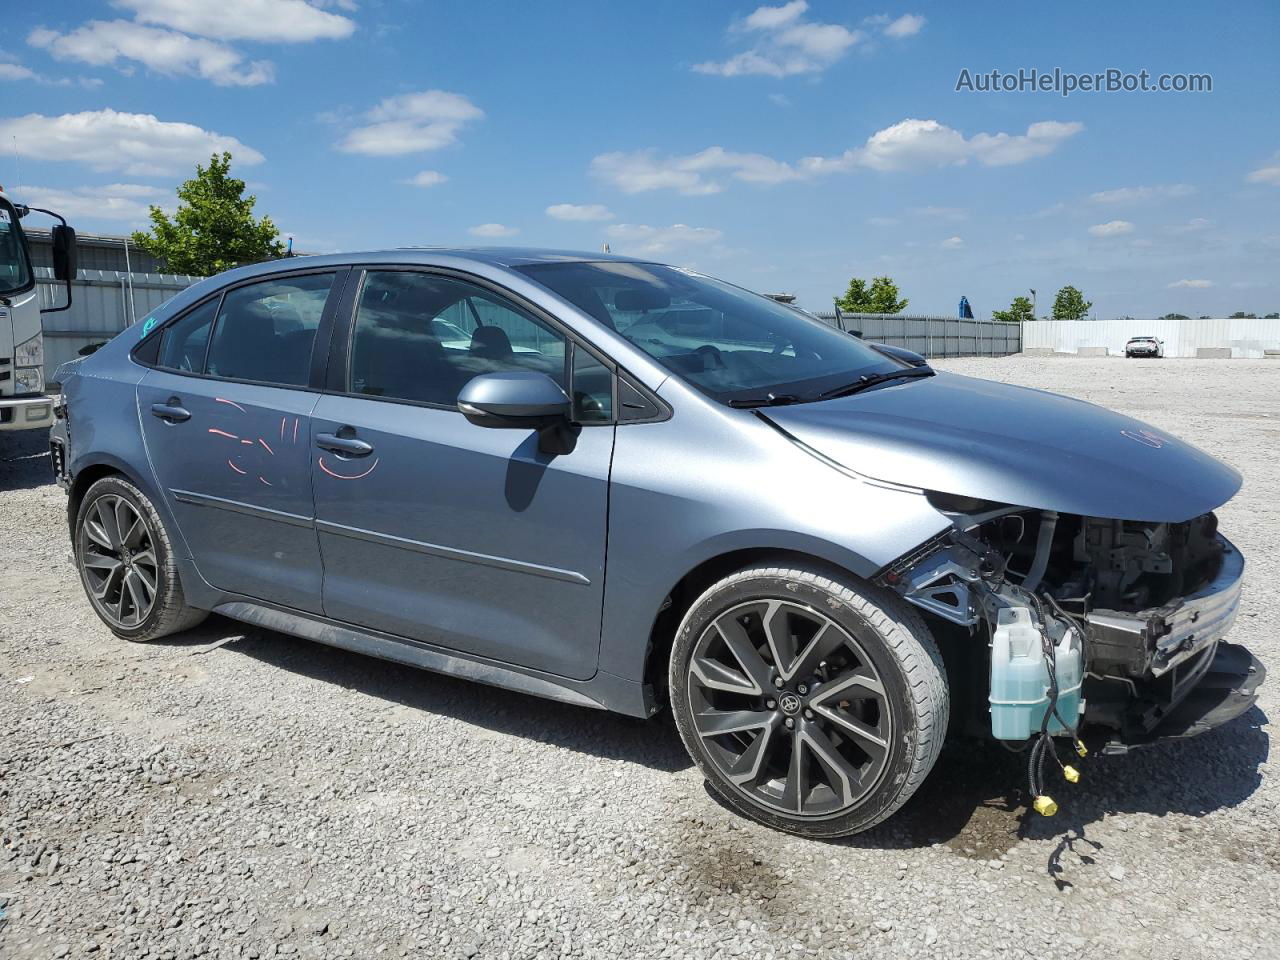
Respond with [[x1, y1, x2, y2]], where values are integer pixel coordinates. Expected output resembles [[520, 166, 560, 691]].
[[0, 185, 77, 431]]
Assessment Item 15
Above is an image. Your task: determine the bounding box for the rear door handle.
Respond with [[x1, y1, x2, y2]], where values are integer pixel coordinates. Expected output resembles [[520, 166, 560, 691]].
[[150, 399, 191, 423], [315, 432, 374, 457]]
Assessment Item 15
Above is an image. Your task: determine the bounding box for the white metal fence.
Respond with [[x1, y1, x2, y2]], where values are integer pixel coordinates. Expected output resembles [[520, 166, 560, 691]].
[[35, 267, 199, 379], [815, 312, 1022, 358], [1022, 318, 1280, 358]]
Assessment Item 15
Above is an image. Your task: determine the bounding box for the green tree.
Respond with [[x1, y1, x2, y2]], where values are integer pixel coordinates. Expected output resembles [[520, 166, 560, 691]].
[[1229, 311, 1258, 319], [1160, 313, 1190, 321], [835, 275, 908, 314], [991, 295, 1035, 323], [132, 152, 284, 276], [1051, 285, 1093, 321]]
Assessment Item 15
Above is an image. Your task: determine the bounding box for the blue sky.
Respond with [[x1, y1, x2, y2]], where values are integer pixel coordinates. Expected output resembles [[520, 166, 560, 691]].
[[3, 0, 1278, 318]]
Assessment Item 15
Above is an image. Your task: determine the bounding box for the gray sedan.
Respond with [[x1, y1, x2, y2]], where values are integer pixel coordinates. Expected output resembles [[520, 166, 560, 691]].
[[50, 248, 1262, 837]]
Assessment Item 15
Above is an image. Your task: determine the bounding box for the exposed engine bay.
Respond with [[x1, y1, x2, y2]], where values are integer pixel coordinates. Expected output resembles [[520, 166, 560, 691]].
[[877, 494, 1259, 752]]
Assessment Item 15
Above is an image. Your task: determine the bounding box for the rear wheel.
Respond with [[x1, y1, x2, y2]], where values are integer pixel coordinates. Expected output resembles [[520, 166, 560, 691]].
[[669, 563, 948, 838], [75, 476, 207, 642]]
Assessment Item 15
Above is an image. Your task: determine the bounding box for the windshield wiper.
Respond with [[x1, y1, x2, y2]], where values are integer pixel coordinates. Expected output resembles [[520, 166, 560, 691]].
[[727, 392, 806, 409], [817, 366, 935, 401]]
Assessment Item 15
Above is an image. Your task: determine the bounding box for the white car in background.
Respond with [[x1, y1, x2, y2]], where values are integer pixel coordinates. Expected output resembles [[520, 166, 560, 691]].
[[1125, 336, 1164, 358]]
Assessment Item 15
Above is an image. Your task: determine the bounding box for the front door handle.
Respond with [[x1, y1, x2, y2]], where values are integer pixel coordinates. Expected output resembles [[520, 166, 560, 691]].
[[150, 399, 191, 423], [316, 432, 374, 458]]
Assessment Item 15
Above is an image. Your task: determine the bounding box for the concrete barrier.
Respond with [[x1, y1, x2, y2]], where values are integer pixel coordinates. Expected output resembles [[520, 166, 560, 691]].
[[1195, 347, 1232, 359], [1022, 347, 1054, 356], [1078, 346, 1109, 357]]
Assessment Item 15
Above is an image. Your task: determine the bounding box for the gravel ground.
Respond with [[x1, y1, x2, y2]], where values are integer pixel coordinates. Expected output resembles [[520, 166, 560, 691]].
[[1, 355, 1276, 960]]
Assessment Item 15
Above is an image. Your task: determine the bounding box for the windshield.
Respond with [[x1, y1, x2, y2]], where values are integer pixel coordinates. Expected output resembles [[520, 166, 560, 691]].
[[518, 261, 901, 404], [0, 199, 34, 298]]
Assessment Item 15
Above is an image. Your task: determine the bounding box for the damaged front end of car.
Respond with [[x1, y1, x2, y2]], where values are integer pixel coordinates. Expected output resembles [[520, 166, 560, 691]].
[[877, 494, 1264, 762]]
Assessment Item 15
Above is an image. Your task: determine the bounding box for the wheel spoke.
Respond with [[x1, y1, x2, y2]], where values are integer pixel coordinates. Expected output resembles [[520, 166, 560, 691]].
[[84, 518, 114, 551], [96, 498, 123, 550], [813, 706, 888, 761], [119, 506, 146, 549], [92, 563, 124, 601], [123, 570, 150, 621], [799, 724, 862, 809], [693, 708, 772, 738], [713, 614, 774, 694], [81, 551, 121, 571], [132, 548, 157, 570], [784, 621, 847, 682], [131, 563, 157, 599], [725, 716, 781, 786], [809, 664, 886, 703], [780, 729, 809, 813]]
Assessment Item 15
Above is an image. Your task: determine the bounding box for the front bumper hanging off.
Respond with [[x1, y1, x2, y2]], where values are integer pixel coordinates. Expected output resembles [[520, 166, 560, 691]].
[[1098, 641, 1265, 754]]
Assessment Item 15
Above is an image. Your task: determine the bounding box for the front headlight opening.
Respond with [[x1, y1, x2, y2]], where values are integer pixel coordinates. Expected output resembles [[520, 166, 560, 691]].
[[14, 334, 43, 368], [15, 367, 43, 394]]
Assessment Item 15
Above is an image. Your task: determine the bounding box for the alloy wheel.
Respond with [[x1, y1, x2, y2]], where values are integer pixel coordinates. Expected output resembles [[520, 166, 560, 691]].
[[78, 494, 159, 629], [686, 599, 893, 818]]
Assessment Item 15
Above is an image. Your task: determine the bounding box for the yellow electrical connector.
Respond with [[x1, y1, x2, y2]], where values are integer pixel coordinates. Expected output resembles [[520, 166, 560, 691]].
[[1033, 795, 1058, 816], [1074, 740, 1088, 758], [1063, 765, 1081, 783]]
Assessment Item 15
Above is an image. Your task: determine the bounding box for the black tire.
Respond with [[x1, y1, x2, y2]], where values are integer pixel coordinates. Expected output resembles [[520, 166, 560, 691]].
[[669, 562, 948, 838], [75, 475, 207, 642]]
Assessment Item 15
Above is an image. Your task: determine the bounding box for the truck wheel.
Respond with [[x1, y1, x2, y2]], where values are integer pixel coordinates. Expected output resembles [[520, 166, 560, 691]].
[[75, 475, 207, 642], [669, 563, 948, 838]]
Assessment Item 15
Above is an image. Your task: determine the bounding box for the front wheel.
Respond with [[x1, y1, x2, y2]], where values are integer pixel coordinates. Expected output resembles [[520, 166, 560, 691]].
[[669, 563, 949, 838], [75, 475, 207, 642]]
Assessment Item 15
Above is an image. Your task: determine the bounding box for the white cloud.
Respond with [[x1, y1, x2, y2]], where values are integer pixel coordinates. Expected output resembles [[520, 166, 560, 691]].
[[883, 14, 926, 37], [594, 119, 1081, 196], [802, 119, 1084, 173], [29, 21, 274, 86], [339, 90, 482, 156], [695, 2, 861, 77], [742, 1, 808, 30], [605, 223, 723, 257], [1247, 160, 1280, 185], [591, 146, 803, 195], [468, 223, 518, 238], [16, 183, 168, 223], [404, 170, 448, 188], [1168, 278, 1213, 288], [546, 203, 614, 222], [767, 92, 791, 107], [941, 235, 964, 249], [1088, 219, 1135, 238], [0, 109, 265, 176], [113, 0, 355, 42], [0, 62, 38, 81], [1089, 183, 1195, 204]]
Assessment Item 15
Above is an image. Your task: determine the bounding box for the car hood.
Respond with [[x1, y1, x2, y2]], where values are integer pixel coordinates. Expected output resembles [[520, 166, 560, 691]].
[[760, 371, 1241, 522]]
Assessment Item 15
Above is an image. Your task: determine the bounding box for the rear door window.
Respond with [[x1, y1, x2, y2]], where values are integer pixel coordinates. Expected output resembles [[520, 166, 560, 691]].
[[205, 273, 336, 386], [157, 298, 219, 373]]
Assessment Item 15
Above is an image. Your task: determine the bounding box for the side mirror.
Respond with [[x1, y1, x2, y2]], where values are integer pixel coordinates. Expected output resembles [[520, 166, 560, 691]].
[[52, 225, 78, 282], [847, 328, 864, 339], [78, 341, 107, 356], [458, 372, 577, 454]]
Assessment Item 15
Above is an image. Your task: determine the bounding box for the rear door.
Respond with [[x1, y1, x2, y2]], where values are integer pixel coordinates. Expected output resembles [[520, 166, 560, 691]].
[[136, 269, 345, 612], [310, 268, 616, 680]]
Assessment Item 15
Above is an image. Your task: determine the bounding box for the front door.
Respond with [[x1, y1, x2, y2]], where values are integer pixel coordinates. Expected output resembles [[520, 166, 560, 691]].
[[136, 271, 339, 612], [311, 269, 615, 680]]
